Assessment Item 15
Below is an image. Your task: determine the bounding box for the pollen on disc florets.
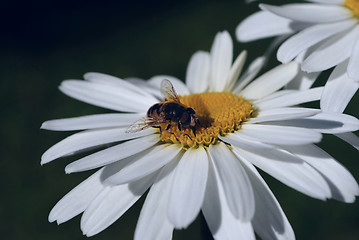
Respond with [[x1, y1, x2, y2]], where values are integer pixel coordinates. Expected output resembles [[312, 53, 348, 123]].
[[345, 0, 359, 17], [158, 92, 256, 149]]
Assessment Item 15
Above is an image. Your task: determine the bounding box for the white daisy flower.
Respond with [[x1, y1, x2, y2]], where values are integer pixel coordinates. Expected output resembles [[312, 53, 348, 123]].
[[236, 0, 359, 113], [41, 31, 359, 239]]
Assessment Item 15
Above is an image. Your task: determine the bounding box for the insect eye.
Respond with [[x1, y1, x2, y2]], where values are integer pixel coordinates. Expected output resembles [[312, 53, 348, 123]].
[[187, 108, 195, 114]]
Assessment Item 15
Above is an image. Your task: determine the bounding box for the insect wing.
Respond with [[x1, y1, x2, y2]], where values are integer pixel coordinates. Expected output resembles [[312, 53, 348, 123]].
[[160, 79, 180, 102], [126, 117, 157, 133]]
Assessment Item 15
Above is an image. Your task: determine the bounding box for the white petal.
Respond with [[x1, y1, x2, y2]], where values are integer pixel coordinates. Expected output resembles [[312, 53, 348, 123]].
[[134, 159, 178, 240], [248, 107, 320, 123], [255, 87, 323, 109], [148, 75, 190, 96], [348, 36, 359, 81], [185, 51, 210, 93], [285, 70, 320, 90], [59, 80, 156, 112], [209, 31, 233, 92], [239, 158, 295, 240], [208, 143, 255, 221], [126, 77, 163, 99], [239, 124, 322, 145], [285, 144, 359, 203], [167, 147, 208, 229], [233, 147, 331, 200], [300, 111, 359, 134], [261, 3, 353, 23], [241, 62, 299, 100], [41, 113, 143, 131], [236, 11, 300, 42], [81, 173, 156, 237], [302, 26, 359, 72], [225, 50, 247, 91], [335, 132, 359, 150], [41, 128, 155, 165], [100, 148, 153, 182], [202, 155, 255, 240], [235, 34, 291, 93], [104, 144, 182, 185], [220, 133, 275, 150], [65, 134, 159, 173], [233, 56, 266, 94], [84, 72, 157, 100], [49, 169, 104, 224], [278, 19, 357, 63], [321, 61, 359, 113], [308, 0, 344, 4], [258, 89, 297, 102]]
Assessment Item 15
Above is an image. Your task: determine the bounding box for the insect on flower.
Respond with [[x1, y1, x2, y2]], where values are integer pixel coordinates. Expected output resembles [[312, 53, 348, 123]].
[[126, 79, 200, 135]]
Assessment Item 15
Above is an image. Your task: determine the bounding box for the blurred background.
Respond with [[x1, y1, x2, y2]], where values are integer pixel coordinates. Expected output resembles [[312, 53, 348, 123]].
[[1, 0, 358, 239]]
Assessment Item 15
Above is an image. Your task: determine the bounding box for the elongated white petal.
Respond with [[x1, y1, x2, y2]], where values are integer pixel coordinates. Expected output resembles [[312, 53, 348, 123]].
[[84, 72, 157, 100], [255, 87, 323, 109], [348, 36, 359, 81], [236, 11, 299, 42], [185, 51, 210, 93], [278, 19, 357, 63], [167, 147, 208, 229], [302, 26, 359, 72], [148, 75, 190, 96], [126, 77, 163, 99], [220, 133, 275, 150], [302, 111, 359, 133], [41, 113, 143, 131], [241, 62, 299, 100], [258, 89, 297, 102], [49, 169, 105, 224], [210, 31, 233, 92], [260, 3, 352, 23], [336, 132, 359, 150], [225, 50, 247, 91], [285, 144, 359, 203], [321, 61, 359, 113], [81, 173, 156, 237], [308, 0, 344, 4], [286, 70, 320, 90], [239, 158, 295, 240], [237, 34, 291, 92], [134, 159, 178, 240], [99, 147, 156, 182], [248, 107, 320, 123], [233, 147, 331, 200], [65, 134, 159, 173], [60, 80, 155, 112], [208, 143, 255, 221], [233, 57, 266, 94], [41, 128, 155, 165], [202, 155, 255, 240], [105, 144, 182, 185], [239, 124, 322, 145]]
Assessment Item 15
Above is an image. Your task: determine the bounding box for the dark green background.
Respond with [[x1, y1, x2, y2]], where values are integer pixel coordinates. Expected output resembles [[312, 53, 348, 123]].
[[2, 0, 358, 239]]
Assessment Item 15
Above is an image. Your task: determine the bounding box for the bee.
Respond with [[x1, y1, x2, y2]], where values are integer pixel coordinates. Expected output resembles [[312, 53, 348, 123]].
[[126, 79, 200, 135]]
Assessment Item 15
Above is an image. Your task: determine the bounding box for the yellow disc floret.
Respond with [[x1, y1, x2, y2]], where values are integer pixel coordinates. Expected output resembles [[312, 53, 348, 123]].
[[158, 92, 255, 149], [345, 0, 359, 17]]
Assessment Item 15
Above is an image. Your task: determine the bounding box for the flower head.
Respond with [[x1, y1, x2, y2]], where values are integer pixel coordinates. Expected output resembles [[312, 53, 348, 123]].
[[236, 0, 359, 113], [42, 31, 359, 239]]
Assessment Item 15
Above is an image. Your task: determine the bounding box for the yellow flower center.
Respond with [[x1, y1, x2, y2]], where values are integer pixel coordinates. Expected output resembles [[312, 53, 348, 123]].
[[158, 92, 255, 149], [345, 0, 359, 17]]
